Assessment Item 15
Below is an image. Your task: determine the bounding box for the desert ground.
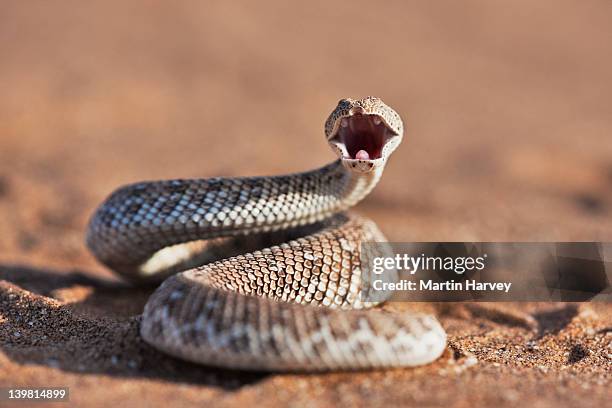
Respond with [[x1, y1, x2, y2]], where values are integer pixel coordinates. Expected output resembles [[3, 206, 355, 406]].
[[0, 1, 611, 407]]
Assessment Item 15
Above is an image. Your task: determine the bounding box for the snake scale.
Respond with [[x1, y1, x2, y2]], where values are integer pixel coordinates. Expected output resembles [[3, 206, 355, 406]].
[[86, 97, 447, 371]]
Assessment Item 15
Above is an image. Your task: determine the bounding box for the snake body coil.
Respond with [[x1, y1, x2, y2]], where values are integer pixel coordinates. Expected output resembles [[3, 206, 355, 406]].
[[87, 97, 447, 371]]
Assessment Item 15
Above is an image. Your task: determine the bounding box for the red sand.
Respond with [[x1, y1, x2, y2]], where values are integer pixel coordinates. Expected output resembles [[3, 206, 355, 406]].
[[1, 1, 611, 407]]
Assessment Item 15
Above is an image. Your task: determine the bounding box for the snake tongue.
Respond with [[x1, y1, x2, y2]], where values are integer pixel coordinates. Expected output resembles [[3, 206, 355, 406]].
[[355, 150, 370, 160]]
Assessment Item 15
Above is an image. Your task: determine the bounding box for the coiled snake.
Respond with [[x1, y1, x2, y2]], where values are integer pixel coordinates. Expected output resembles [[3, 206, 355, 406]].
[[86, 97, 447, 371]]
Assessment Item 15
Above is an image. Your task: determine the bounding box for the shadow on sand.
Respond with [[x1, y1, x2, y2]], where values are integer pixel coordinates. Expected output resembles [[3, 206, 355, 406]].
[[0, 264, 268, 390]]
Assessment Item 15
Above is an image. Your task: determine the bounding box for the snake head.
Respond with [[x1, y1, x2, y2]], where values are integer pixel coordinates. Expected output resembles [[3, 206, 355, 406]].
[[325, 96, 403, 173]]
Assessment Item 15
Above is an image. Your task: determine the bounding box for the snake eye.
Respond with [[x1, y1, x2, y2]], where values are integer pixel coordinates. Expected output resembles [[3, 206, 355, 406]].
[[338, 98, 353, 108]]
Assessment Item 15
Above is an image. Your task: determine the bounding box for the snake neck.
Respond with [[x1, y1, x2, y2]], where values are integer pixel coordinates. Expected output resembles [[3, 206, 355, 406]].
[[87, 160, 384, 277], [322, 160, 384, 214], [245, 159, 383, 229]]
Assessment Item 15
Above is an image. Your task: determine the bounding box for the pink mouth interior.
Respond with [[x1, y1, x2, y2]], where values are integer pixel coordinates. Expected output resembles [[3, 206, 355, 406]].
[[334, 114, 394, 160]]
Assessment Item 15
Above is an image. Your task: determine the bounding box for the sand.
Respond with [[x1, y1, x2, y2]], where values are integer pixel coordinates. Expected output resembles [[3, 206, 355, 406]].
[[0, 1, 611, 407]]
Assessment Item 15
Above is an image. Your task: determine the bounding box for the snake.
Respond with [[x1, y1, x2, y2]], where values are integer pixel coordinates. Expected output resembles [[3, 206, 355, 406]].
[[86, 96, 447, 371]]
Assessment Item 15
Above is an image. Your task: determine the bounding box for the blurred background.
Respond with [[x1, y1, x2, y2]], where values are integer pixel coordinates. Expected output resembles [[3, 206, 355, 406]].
[[1, 0, 611, 278], [1, 2, 611, 407]]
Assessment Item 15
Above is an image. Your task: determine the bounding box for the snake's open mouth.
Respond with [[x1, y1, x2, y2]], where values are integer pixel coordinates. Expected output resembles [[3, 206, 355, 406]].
[[329, 114, 397, 160]]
